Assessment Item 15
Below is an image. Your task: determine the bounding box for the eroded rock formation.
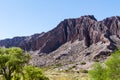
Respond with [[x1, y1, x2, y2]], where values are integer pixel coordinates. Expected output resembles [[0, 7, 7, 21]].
[[1, 15, 120, 54]]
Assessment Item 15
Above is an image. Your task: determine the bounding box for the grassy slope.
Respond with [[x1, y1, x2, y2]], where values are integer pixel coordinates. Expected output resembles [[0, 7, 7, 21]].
[[45, 70, 89, 80]]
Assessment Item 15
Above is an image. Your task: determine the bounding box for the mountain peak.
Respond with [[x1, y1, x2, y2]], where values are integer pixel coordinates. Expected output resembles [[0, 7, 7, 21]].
[[81, 15, 97, 21]]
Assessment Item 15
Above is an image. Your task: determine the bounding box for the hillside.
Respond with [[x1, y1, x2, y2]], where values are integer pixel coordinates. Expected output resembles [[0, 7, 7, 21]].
[[0, 15, 120, 70]]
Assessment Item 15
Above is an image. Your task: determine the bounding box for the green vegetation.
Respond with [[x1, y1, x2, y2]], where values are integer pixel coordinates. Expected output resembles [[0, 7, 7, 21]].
[[79, 69, 88, 73], [88, 62, 106, 80], [67, 66, 76, 71], [24, 65, 49, 80], [80, 61, 86, 65], [2, 47, 120, 80], [45, 70, 88, 80], [89, 50, 120, 80], [0, 47, 49, 80]]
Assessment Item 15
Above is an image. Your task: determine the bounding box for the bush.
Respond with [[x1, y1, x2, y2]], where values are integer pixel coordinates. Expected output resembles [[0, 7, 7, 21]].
[[79, 69, 88, 73], [89, 62, 106, 80], [80, 61, 86, 65], [89, 50, 120, 80], [105, 50, 120, 80], [24, 65, 49, 80]]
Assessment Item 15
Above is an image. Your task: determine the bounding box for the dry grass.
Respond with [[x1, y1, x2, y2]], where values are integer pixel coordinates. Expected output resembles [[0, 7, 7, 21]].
[[45, 70, 89, 80], [0, 70, 89, 80], [0, 75, 3, 80]]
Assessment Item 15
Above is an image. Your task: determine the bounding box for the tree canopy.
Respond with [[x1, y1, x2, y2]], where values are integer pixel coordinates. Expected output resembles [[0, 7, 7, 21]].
[[0, 47, 49, 80]]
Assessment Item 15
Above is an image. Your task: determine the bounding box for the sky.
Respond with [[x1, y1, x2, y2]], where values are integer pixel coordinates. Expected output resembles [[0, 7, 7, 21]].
[[0, 0, 119, 39]]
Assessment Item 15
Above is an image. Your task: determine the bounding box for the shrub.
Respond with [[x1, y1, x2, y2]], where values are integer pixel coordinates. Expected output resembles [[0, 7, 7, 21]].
[[80, 61, 86, 65], [89, 50, 120, 80], [89, 62, 106, 80], [24, 65, 49, 80], [79, 69, 88, 73]]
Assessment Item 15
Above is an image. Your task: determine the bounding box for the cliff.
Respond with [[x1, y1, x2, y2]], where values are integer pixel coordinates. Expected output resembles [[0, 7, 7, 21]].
[[0, 15, 120, 54]]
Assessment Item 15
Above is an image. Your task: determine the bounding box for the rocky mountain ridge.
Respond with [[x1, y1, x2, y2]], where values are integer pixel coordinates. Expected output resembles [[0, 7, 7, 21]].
[[0, 15, 120, 69], [0, 15, 120, 53]]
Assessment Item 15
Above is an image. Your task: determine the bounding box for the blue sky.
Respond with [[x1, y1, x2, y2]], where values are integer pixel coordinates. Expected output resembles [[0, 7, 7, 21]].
[[0, 0, 119, 39]]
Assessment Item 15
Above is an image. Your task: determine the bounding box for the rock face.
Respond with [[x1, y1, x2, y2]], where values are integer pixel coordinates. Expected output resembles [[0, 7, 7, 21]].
[[0, 33, 45, 50], [0, 15, 120, 69], [0, 15, 120, 54]]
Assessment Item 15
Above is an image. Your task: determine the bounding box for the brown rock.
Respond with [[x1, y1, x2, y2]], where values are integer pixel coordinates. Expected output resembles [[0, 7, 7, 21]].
[[0, 15, 120, 54]]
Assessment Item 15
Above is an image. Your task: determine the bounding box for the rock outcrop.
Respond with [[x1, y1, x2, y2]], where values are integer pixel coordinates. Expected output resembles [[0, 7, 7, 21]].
[[1, 15, 120, 67], [1, 15, 120, 54], [0, 15, 120, 69]]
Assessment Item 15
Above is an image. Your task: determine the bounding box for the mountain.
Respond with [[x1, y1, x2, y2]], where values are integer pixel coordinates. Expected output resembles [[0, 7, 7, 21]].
[[0, 15, 120, 69]]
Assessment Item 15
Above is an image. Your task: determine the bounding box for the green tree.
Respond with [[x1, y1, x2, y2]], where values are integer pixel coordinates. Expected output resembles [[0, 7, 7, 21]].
[[89, 50, 120, 80], [0, 47, 30, 80]]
